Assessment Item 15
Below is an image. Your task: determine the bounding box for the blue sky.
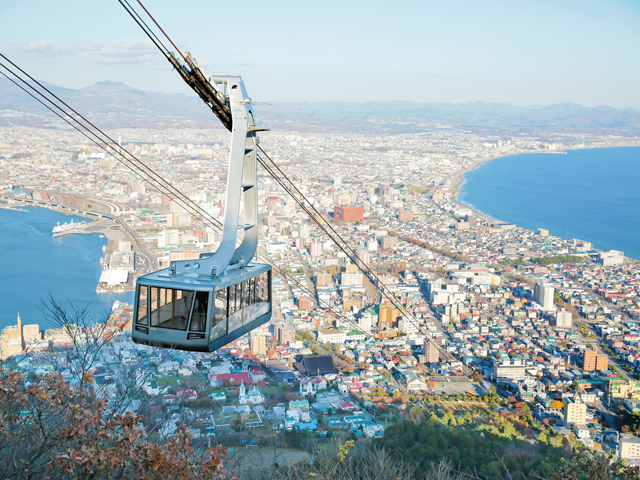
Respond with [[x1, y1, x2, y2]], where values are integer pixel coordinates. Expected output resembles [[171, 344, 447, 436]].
[[1, 0, 639, 108]]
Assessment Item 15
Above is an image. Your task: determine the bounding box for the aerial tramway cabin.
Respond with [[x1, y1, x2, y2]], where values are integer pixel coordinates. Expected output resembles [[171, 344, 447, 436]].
[[132, 68, 272, 352], [133, 264, 271, 352]]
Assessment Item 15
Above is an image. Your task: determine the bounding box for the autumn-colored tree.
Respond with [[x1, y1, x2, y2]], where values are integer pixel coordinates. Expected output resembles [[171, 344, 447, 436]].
[[551, 400, 564, 410], [0, 369, 235, 480]]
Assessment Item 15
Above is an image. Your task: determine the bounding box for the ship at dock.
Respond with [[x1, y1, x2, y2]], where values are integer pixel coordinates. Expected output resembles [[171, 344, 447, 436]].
[[52, 219, 87, 237]]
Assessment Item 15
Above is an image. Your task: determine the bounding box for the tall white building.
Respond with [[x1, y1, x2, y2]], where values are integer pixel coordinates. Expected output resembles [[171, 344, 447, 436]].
[[534, 283, 555, 311], [358, 313, 373, 332], [564, 394, 587, 426], [309, 242, 323, 257], [555, 309, 572, 329], [299, 223, 310, 240], [158, 229, 179, 248], [397, 318, 419, 335], [333, 165, 341, 186]]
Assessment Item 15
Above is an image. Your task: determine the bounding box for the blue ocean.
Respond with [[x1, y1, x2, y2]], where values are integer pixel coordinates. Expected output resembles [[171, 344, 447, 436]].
[[459, 146, 640, 260], [0, 207, 134, 331]]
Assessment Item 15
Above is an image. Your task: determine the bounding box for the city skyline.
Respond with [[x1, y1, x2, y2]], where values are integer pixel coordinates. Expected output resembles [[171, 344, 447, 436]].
[[1, 0, 639, 109]]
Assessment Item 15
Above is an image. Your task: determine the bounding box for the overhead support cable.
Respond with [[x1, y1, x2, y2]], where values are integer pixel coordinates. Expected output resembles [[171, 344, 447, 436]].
[[256, 151, 435, 338], [0, 56, 373, 340], [116, 0, 456, 361], [135, 0, 187, 61], [117, 0, 170, 57]]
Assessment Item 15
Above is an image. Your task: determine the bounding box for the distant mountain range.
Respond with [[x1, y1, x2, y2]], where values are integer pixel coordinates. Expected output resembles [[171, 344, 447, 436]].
[[2, 78, 639, 135]]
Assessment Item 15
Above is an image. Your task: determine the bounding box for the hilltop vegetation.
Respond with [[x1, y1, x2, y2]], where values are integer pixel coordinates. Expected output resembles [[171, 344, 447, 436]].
[[533, 255, 585, 266], [378, 418, 565, 479]]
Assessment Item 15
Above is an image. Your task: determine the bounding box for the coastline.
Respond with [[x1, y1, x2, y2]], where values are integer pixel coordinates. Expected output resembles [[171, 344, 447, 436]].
[[0, 194, 141, 292], [451, 150, 571, 214], [449, 153, 510, 223], [0, 206, 135, 330], [449, 145, 640, 262], [451, 144, 640, 217]]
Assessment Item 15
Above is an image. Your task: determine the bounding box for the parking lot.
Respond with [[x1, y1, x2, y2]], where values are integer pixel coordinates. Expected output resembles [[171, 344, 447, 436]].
[[430, 381, 487, 397]]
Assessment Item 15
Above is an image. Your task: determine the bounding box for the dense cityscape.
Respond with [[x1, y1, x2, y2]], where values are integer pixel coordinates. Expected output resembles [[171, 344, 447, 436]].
[[1, 117, 640, 477]]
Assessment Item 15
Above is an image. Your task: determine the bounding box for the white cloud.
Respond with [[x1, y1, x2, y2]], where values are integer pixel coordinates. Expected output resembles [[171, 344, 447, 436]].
[[9, 41, 57, 56], [10, 39, 158, 65], [425, 72, 457, 80]]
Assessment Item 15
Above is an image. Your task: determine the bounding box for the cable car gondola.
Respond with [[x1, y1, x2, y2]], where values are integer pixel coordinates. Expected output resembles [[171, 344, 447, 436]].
[[132, 74, 271, 352]]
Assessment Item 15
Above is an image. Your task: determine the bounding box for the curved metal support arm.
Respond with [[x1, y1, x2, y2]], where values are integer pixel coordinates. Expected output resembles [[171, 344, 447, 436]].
[[168, 75, 258, 277]]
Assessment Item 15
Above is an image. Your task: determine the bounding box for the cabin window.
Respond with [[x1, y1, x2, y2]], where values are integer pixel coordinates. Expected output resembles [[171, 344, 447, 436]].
[[255, 272, 270, 303], [248, 277, 255, 305], [136, 286, 148, 325], [211, 288, 228, 341], [238, 281, 244, 311], [189, 291, 208, 332], [244, 279, 251, 307], [229, 284, 238, 316], [266, 271, 272, 303], [150, 287, 194, 331], [255, 275, 263, 303]]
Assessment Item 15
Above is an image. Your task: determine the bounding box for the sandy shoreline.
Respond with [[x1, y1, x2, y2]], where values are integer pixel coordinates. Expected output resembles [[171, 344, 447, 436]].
[[447, 145, 640, 262], [449, 144, 640, 223], [449, 154, 509, 223], [450, 149, 580, 223]]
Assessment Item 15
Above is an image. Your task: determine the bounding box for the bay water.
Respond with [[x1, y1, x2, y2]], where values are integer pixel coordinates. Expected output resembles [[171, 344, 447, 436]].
[[459, 146, 640, 260], [0, 206, 134, 331]]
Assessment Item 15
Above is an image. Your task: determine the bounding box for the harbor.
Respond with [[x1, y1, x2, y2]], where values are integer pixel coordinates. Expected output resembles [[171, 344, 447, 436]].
[[0, 192, 150, 301], [0, 205, 135, 330]]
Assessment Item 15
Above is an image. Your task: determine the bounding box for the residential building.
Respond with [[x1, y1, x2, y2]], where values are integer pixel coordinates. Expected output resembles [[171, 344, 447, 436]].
[[610, 380, 640, 400], [250, 334, 266, 356], [378, 303, 401, 329], [534, 283, 555, 311], [564, 394, 587, 426], [397, 318, 419, 335], [596, 353, 609, 372], [0, 314, 23, 360], [379, 236, 398, 249], [341, 272, 363, 287], [317, 329, 346, 344], [309, 242, 323, 257], [358, 313, 373, 332], [425, 340, 440, 364], [555, 309, 572, 329], [278, 327, 295, 346], [619, 436, 640, 461], [582, 347, 603, 372]]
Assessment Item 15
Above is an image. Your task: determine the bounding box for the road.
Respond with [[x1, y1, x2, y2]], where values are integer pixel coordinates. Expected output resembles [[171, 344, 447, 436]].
[[82, 195, 157, 279], [291, 248, 318, 306]]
